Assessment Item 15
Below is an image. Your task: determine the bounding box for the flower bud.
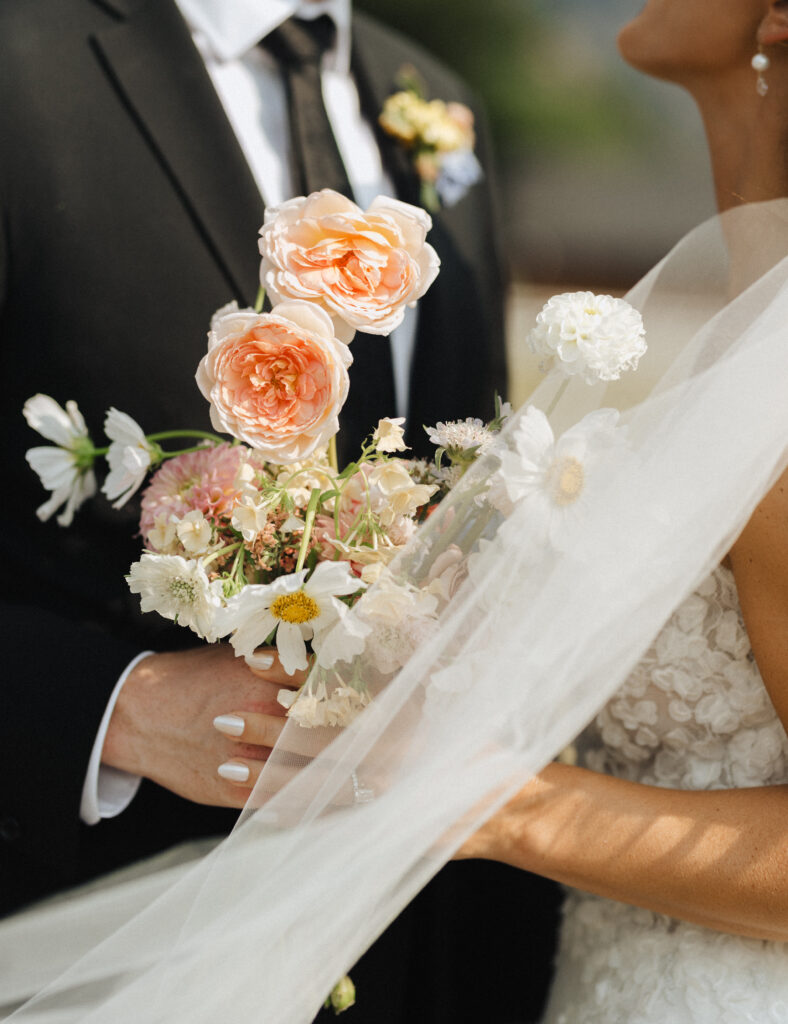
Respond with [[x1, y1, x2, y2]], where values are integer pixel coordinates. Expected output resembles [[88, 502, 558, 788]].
[[326, 975, 356, 1015]]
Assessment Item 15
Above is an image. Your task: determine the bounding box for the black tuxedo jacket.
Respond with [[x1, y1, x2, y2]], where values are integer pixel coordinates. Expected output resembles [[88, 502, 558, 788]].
[[0, 1, 558, 1019]]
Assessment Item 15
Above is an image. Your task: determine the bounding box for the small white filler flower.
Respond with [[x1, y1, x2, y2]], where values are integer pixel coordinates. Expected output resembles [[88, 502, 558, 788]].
[[102, 407, 157, 508], [219, 561, 365, 675], [426, 417, 494, 456], [23, 394, 97, 526], [528, 292, 646, 383], [127, 553, 224, 641], [372, 417, 408, 453]]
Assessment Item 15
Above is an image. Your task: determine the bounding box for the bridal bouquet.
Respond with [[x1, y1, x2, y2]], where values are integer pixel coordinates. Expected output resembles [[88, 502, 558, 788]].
[[23, 187, 647, 734]]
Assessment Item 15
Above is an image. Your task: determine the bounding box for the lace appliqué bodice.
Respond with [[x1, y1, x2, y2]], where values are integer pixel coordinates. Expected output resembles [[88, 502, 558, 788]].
[[543, 566, 788, 1024], [580, 565, 788, 791]]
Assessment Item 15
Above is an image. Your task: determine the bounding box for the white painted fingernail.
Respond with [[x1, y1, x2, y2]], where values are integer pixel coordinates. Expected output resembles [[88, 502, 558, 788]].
[[213, 714, 245, 737], [245, 651, 274, 670], [218, 762, 249, 783]]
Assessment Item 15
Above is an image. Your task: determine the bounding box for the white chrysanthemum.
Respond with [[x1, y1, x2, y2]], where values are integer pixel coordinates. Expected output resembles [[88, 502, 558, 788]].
[[102, 407, 156, 508], [528, 292, 646, 383], [372, 417, 408, 453], [218, 561, 365, 676], [127, 554, 224, 641], [492, 405, 624, 549], [23, 394, 97, 527], [426, 418, 494, 454]]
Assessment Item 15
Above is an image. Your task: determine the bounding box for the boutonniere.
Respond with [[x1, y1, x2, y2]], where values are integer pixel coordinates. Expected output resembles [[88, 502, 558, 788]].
[[379, 66, 484, 213]]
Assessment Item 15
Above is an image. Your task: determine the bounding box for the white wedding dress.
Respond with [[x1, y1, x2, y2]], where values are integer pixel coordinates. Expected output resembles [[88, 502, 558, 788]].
[[542, 565, 788, 1024]]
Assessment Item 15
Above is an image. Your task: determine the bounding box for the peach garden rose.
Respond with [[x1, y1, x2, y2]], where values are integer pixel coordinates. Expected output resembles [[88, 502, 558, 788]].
[[195, 300, 351, 465], [258, 190, 440, 344]]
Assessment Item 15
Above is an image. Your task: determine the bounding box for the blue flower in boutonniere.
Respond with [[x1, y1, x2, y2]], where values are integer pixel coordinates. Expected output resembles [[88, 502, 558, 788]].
[[379, 66, 484, 213]]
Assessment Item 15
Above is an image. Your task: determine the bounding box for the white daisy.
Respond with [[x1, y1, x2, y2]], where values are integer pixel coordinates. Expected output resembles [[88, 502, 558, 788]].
[[127, 553, 224, 640], [23, 394, 97, 526], [528, 292, 646, 383], [102, 408, 157, 508], [494, 405, 624, 549], [219, 561, 365, 675]]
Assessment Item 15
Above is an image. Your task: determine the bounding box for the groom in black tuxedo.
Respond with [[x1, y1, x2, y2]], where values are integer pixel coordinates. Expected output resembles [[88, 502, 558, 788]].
[[0, 0, 560, 1019]]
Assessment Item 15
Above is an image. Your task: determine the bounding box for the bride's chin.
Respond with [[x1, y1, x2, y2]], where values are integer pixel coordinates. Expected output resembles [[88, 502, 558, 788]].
[[616, 16, 680, 81]]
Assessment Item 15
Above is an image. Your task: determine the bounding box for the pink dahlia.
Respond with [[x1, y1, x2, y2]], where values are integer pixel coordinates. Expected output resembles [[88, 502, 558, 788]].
[[140, 444, 246, 549]]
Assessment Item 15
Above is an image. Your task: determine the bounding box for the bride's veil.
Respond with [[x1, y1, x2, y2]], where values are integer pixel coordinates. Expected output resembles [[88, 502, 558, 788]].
[[2, 201, 787, 1023]]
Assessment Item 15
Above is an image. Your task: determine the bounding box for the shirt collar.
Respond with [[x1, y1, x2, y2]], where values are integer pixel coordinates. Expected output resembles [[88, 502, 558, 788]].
[[175, 0, 351, 72]]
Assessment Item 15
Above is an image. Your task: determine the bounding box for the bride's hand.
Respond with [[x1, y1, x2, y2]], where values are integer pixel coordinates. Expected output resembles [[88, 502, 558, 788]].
[[101, 644, 304, 809]]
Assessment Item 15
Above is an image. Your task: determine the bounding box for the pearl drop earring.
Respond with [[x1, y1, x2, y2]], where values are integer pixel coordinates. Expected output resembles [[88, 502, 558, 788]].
[[751, 48, 770, 97]]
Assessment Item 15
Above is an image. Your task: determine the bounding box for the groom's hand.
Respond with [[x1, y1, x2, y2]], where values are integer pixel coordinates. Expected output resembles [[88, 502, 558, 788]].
[[101, 644, 304, 809]]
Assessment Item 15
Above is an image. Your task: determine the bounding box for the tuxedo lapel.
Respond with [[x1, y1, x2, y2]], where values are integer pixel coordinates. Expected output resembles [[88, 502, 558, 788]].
[[350, 20, 421, 208], [91, 0, 265, 305]]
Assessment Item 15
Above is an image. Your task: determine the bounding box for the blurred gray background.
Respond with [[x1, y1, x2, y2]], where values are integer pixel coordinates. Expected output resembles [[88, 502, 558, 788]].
[[357, 0, 717, 399]]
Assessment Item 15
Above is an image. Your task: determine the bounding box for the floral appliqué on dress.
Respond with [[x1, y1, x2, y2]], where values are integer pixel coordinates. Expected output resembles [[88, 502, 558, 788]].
[[543, 566, 788, 1024]]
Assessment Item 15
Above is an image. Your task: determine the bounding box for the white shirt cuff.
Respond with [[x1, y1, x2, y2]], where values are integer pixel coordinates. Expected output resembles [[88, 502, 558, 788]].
[[79, 651, 152, 826]]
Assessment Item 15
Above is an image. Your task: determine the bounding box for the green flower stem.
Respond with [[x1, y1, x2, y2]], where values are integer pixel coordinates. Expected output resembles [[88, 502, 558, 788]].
[[433, 482, 492, 552], [146, 430, 226, 444], [158, 446, 217, 460], [328, 434, 339, 473], [545, 378, 570, 419], [254, 286, 266, 314], [295, 487, 321, 574], [202, 542, 242, 570]]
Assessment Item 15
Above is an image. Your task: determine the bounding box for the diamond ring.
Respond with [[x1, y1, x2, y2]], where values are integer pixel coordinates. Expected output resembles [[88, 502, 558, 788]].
[[350, 770, 374, 804]]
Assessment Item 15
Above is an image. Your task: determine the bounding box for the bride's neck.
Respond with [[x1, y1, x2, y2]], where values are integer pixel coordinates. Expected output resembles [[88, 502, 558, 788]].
[[691, 70, 788, 212]]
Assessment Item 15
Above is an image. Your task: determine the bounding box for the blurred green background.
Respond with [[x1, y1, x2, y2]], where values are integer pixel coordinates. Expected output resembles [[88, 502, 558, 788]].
[[357, 0, 716, 290]]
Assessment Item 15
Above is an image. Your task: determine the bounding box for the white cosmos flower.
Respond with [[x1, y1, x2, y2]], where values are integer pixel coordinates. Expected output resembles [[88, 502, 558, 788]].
[[493, 405, 624, 549], [127, 554, 224, 641], [528, 292, 646, 383], [23, 394, 97, 526], [102, 408, 157, 508], [219, 561, 365, 676]]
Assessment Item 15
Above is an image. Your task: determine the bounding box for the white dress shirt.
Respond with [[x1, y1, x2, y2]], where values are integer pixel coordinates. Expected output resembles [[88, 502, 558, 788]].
[[82, 0, 418, 822]]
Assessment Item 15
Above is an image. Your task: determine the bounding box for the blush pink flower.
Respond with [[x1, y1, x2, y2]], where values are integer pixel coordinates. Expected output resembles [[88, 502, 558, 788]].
[[139, 443, 246, 549], [195, 301, 351, 464], [259, 190, 440, 343]]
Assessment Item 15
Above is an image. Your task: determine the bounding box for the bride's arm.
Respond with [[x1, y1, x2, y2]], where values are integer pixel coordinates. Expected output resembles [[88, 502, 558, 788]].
[[459, 466, 788, 943], [459, 763, 788, 941]]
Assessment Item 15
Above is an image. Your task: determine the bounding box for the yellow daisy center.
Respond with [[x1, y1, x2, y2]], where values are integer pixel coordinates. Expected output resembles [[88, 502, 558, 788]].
[[270, 590, 320, 624], [548, 456, 585, 506]]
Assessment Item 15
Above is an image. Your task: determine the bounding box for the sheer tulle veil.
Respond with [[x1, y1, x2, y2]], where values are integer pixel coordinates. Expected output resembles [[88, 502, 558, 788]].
[[2, 200, 787, 1023]]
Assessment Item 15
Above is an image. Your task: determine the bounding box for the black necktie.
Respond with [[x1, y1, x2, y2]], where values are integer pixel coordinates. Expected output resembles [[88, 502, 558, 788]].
[[263, 16, 353, 198]]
